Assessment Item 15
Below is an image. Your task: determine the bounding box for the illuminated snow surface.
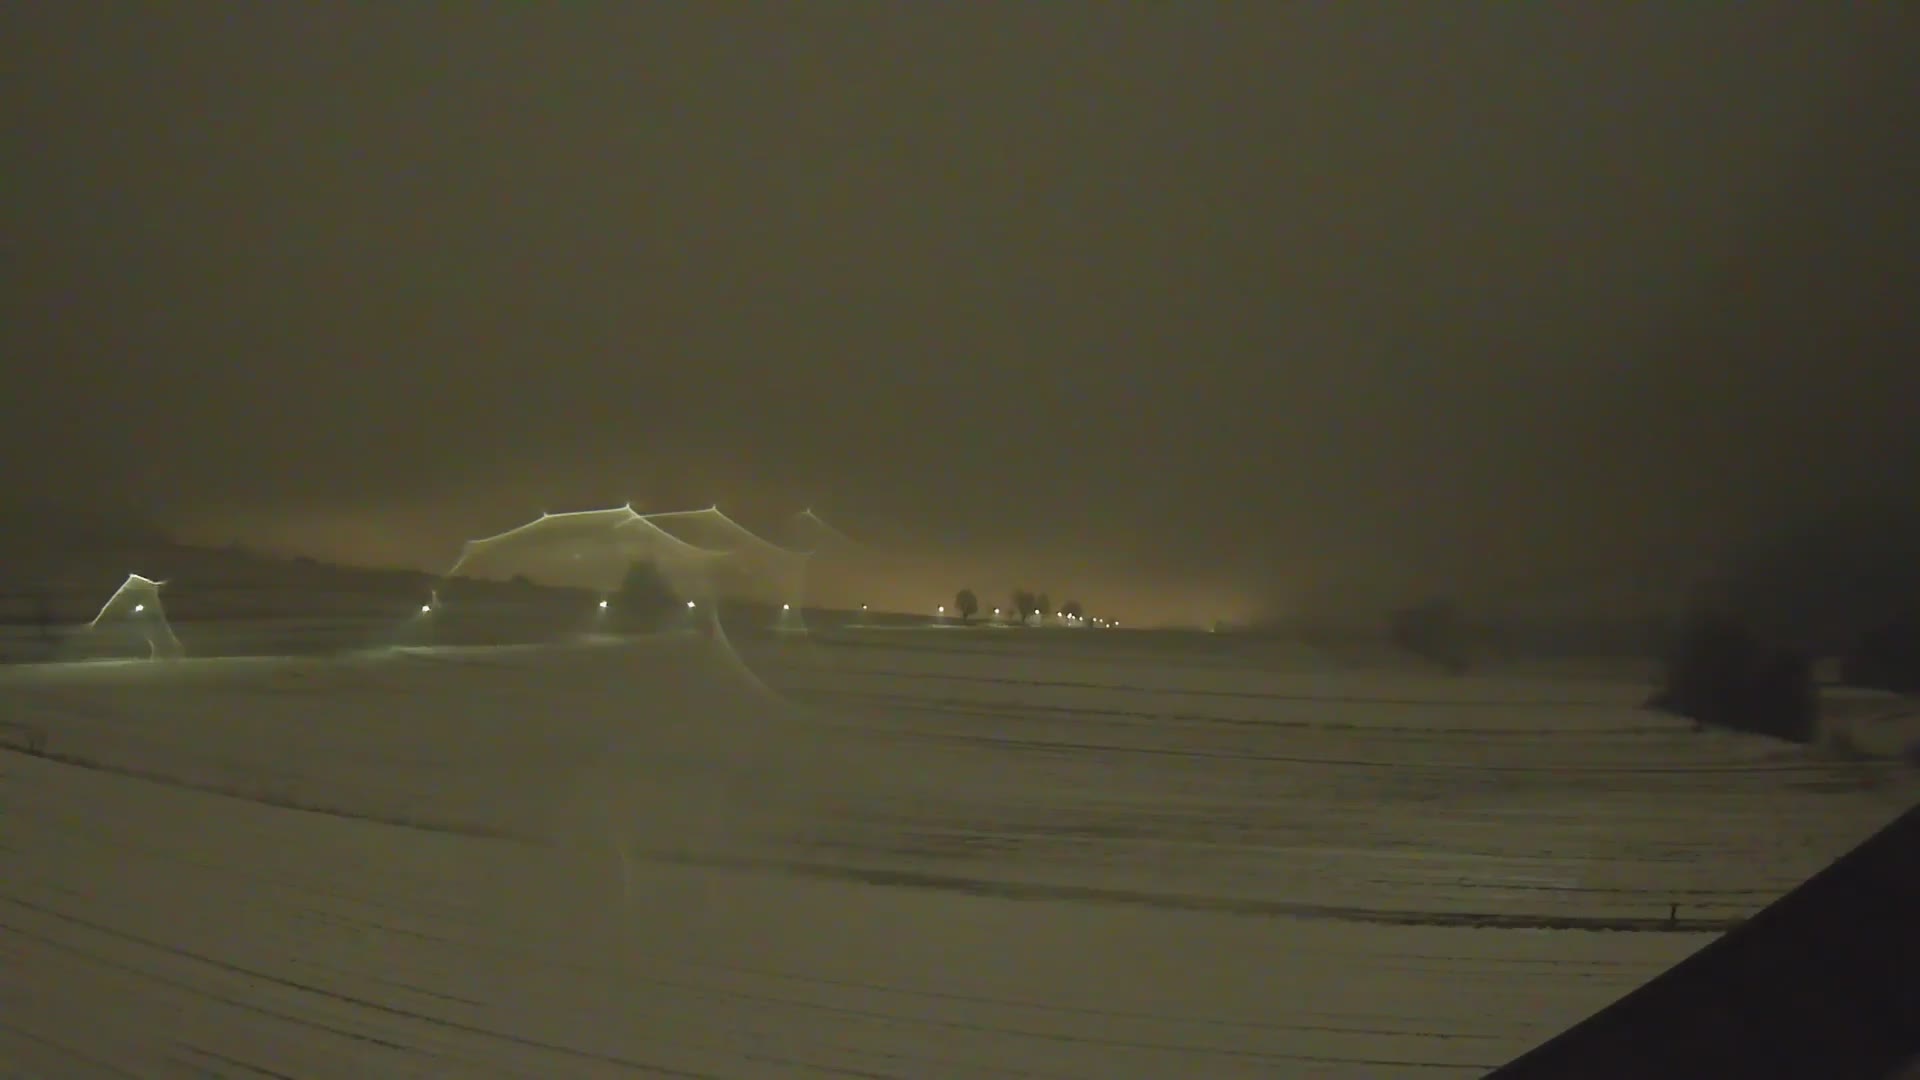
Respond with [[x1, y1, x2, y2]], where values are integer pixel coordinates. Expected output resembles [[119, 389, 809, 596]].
[[2, 628, 1915, 1077]]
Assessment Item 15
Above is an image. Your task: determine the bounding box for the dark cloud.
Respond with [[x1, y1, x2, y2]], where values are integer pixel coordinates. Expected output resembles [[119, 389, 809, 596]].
[[4, 5, 1915, 624]]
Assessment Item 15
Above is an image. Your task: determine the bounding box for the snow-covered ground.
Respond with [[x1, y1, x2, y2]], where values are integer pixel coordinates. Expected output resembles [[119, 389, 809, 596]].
[[2, 628, 1915, 1077]]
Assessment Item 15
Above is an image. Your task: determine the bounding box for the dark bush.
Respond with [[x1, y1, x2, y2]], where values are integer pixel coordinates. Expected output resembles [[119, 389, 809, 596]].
[[1010, 589, 1040, 624], [609, 559, 679, 631], [1840, 616, 1920, 694], [1647, 615, 1817, 743]]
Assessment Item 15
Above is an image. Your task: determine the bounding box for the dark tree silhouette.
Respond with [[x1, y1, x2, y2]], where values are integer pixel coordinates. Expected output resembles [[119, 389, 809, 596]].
[[1841, 616, 1920, 694], [1647, 614, 1817, 743], [1036, 593, 1052, 623], [1011, 589, 1039, 624], [610, 559, 679, 631], [955, 588, 979, 624]]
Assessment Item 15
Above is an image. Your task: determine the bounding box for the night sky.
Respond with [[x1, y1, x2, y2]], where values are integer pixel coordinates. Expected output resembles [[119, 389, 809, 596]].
[[5, 5, 1915, 625]]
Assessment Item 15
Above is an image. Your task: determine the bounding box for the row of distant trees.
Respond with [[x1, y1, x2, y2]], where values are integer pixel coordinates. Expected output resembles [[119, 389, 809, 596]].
[[1378, 589, 1920, 746], [1646, 609, 1920, 745], [952, 588, 1083, 625], [518, 560, 1112, 632], [620, 562, 1101, 630]]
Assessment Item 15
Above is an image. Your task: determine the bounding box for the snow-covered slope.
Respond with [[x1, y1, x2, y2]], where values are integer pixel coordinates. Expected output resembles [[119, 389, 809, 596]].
[[2, 631, 1912, 1076]]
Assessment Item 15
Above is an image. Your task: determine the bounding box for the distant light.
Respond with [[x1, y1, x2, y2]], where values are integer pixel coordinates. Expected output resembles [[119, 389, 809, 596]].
[[598, 599, 609, 609], [420, 604, 432, 614], [937, 606, 945, 613], [782, 603, 791, 611], [993, 608, 1001, 615], [132, 604, 145, 614], [686, 600, 696, 608]]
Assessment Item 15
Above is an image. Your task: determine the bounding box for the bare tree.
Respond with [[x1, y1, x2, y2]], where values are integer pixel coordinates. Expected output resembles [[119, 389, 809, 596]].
[[611, 559, 679, 631], [1011, 589, 1039, 624]]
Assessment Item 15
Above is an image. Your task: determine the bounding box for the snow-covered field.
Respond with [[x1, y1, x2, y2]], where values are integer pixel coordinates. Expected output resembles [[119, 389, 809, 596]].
[[2, 627, 1915, 1077]]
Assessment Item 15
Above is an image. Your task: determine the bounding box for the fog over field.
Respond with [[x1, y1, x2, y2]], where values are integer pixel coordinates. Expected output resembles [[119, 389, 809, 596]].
[[4, 617, 1914, 1076], [4, 3, 1917, 1074]]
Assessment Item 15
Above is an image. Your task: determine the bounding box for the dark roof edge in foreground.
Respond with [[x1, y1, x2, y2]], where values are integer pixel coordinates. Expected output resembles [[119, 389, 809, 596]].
[[1489, 800, 1920, 1079]]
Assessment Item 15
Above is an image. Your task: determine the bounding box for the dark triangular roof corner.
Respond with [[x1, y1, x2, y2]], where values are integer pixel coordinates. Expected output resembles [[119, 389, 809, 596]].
[[1489, 801, 1920, 1079]]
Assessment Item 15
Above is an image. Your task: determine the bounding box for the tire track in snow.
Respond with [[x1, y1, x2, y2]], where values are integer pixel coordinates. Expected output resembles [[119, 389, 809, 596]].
[[9, 790, 1501, 1077], [790, 686, 1674, 737], [0, 1015, 146, 1079], [0, 896, 725, 1078], [860, 727, 1837, 776], [0, 741, 525, 840], [639, 849, 1745, 934], [789, 658, 1625, 709], [174, 1042, 301, 1079], [675, 953, 1523, 1046]]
